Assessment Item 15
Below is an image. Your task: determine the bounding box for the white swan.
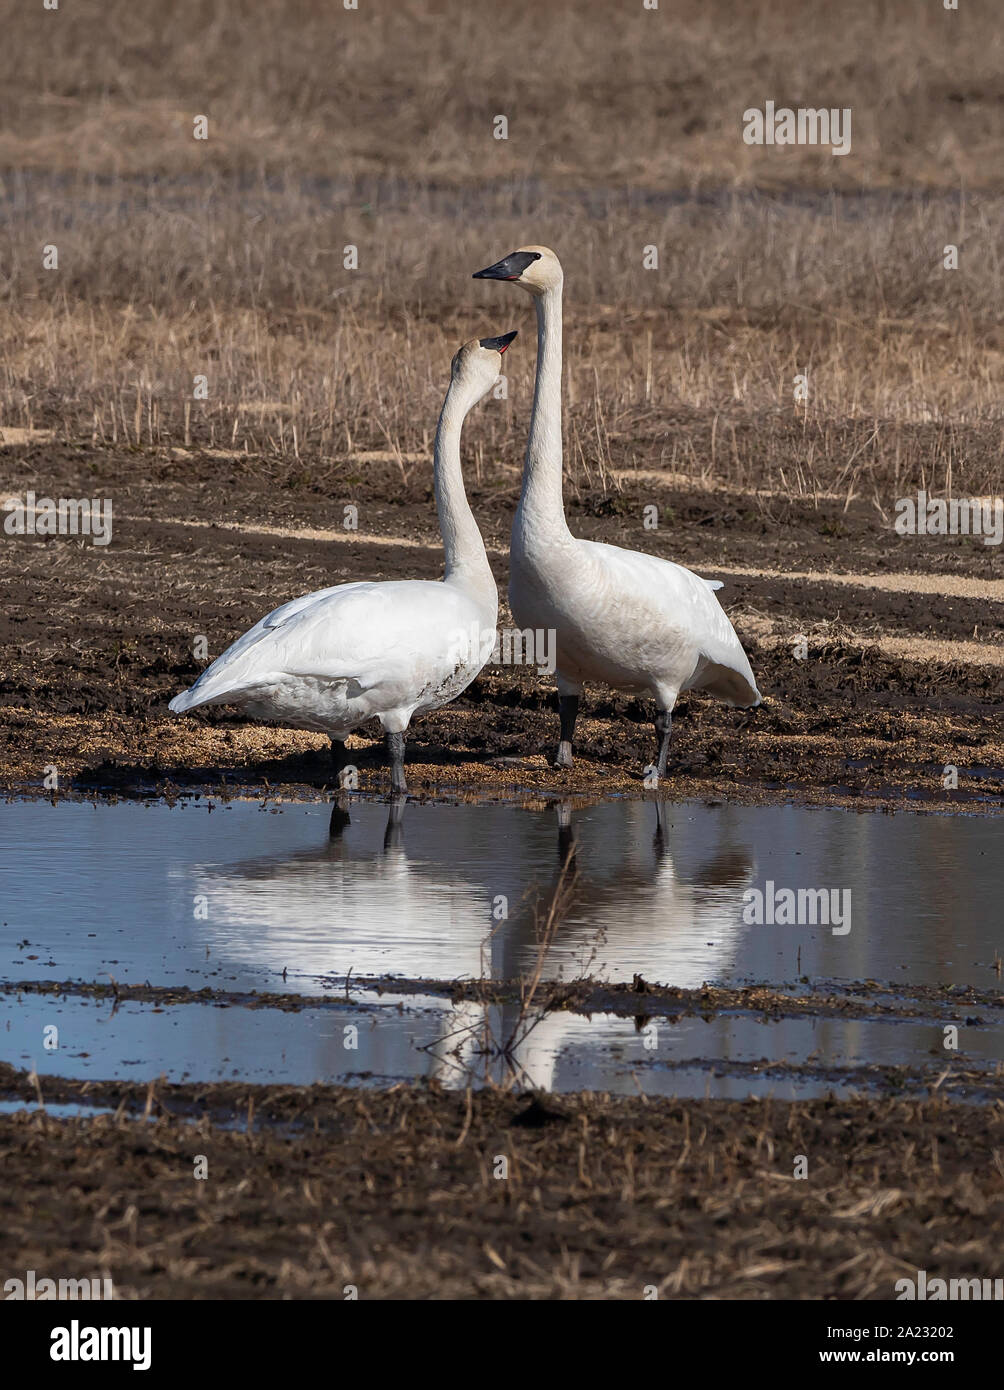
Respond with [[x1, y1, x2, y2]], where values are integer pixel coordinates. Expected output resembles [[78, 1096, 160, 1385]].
[[473, 246, 761, 777], [168, 332, 516, 792]]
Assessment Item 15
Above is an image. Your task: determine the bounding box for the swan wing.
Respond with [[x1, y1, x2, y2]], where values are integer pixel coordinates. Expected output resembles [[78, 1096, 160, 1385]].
[[169, 583, 365, 711], [582, 541, 759, 703], [170, 580, 490, 712]]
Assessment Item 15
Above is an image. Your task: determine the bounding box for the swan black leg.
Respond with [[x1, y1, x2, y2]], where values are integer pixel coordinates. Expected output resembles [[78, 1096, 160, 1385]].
[[654, 708, 672, 779], [384, 794, 406, 850], [331, 737, 358, 791], [556, 799, 577, 866], [328, 799, 351, 838], [387, 731, 408, 795], [555, 695, 579, 769]]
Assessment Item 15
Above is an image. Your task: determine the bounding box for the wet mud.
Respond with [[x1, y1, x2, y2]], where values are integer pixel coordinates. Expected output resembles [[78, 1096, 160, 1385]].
[[2, 442, 1001, 812], [1, 1066, 1000, 1299]]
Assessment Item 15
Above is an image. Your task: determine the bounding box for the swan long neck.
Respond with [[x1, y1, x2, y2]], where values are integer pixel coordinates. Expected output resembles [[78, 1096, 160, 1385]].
[[433, 383, 496, 605], [518, 284, 570, 536]]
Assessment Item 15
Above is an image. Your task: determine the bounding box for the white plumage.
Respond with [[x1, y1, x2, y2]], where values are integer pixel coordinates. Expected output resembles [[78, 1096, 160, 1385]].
[[170, 580, 490, 733], [473, 246, 760, 776], [169, 333, 515, 791], [509, 538, 760, 711]]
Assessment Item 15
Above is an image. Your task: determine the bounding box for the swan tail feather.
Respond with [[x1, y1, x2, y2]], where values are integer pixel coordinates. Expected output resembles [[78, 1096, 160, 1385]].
[[168, 666, 273, 713], [168, 683, 235, 714]]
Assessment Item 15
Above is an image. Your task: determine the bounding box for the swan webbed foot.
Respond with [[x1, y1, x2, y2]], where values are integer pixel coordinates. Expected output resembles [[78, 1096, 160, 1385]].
[[654, 708, 673, 779], [387, 730, 408, 796], [330, 738, 359, 792]]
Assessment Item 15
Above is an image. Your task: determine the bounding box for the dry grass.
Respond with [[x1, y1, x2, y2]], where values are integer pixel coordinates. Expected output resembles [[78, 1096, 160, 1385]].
[[3, 1079, 1002, 1299], [0, 0, 1001, 502], [1, 179, 1002, 501], [1, 0, 1002, 189]]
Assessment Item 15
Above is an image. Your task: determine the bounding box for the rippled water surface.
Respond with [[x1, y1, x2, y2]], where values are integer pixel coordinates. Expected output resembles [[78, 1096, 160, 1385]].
[[2, 796, 999, 1097]]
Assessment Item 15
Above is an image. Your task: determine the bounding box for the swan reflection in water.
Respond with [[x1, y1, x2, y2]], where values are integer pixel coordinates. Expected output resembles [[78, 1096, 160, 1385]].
[[444, 799, 754, 1091], [184, 796, 753, 1091], [184, 795, 498, 985]]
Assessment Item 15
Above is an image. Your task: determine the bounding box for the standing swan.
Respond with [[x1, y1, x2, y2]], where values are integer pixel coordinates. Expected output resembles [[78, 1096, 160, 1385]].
[[473, 246, 761, 777], [168, 333, 516, 793]]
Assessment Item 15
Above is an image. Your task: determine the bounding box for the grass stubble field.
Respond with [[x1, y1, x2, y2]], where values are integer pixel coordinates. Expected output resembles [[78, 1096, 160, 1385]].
[[0, 0, 1002, 1301]]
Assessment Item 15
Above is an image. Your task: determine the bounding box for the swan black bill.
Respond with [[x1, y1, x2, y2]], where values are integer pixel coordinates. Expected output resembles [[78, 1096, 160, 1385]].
[[472, 250, 542, 281], [479, 331, 518, 353]]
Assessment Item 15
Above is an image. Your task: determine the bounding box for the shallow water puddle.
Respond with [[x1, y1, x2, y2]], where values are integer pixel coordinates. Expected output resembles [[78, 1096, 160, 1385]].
[[4, 989, 999, 1101], [1, 796, 1000, 1098], [0, 1099, 119, 1120]]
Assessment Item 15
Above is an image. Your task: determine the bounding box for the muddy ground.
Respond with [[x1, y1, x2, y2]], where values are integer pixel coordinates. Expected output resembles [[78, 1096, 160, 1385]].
[[2, 0, 1000, 1314], [0, 1064, 1000, 1300], [3, 442, 999, 1316], [1, 439, 1001, 812]]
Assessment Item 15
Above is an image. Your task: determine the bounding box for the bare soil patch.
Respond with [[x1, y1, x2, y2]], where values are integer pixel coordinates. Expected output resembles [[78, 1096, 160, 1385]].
[[1, 1068, 1000, 1300], [2, 440, 1000, 811]]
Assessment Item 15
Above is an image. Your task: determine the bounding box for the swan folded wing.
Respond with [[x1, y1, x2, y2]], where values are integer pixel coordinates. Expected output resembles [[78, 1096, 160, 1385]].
[[173, 579, 487, 710], [168, 583, 368, 710], [587, 542, 759, 701]]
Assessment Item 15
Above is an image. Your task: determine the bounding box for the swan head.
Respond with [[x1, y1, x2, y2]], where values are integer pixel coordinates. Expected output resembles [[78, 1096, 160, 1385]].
[[450, 331, 517, 401], [472, 245, 562, 296]]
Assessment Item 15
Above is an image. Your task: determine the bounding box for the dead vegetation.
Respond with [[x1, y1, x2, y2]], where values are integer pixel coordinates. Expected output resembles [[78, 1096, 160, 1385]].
[[0, 1, 1001, 506], [1, 1076, 1001, 1299], [2, 0, 1001, 189], [0, 0, 999, 798], [1, 184, 1002, 505]]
